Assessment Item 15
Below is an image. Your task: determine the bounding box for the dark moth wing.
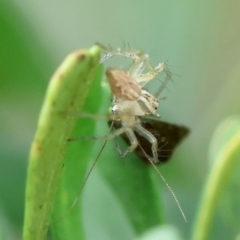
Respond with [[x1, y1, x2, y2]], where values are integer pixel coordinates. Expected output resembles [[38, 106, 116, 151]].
[[108, 116, 189, 164]]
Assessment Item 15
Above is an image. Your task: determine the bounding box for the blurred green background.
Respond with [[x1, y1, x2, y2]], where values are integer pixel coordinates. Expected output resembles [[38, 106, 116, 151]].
[[1, 1, 240, 239]]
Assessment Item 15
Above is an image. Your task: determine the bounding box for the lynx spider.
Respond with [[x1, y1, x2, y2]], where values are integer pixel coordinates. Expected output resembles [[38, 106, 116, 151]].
[[99, 44, 172, 164], [99, 45, 187, 222]]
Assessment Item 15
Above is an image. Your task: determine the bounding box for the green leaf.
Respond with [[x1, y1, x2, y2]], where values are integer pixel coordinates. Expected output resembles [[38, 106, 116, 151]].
[[50, 64, 104, 240], [192, 116, 240, 240], [23, 45, 101, 240]]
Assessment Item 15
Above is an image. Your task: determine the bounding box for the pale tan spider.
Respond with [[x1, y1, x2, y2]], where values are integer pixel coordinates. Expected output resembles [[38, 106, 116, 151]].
[[99, 44, 172, 164], [98, 45, 188, 222]]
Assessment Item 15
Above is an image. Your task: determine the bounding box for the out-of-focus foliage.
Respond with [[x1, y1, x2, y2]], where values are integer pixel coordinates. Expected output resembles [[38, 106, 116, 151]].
[[1, 1, 240, 240], [193, 116, 240, 240]]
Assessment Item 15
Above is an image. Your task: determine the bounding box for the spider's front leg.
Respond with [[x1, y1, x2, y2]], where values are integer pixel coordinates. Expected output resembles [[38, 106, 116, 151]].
[[135, 62, 171, 88], [98, 43, 153, 77], [127, 52, 150, 77], [98, 43, 143, 64]]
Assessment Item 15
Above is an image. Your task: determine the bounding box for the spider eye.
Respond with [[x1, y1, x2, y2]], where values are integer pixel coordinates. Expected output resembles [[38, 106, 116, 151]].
[[111, 104, 118, 114]]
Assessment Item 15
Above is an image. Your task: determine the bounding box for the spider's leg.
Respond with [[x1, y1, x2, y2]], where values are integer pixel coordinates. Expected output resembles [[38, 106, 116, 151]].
[[135, 62, 172, 97], [154, 63, 172, 100], [98, 44, 144, 64], [135, 62, 169, 87], [100, 48, 141, 63], [114, 128, 138, 158], [134, 124, 159, 163], [127, 52, 149, 76]]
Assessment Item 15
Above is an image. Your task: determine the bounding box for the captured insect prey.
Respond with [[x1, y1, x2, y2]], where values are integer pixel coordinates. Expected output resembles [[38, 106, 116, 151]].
[[109, 116, 189, 164]]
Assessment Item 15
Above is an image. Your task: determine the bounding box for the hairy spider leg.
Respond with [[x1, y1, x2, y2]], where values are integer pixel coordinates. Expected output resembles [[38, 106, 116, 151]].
[[98, 44, 172, 91], [98, 45, 173, 162], [99, 45, 143, 64]]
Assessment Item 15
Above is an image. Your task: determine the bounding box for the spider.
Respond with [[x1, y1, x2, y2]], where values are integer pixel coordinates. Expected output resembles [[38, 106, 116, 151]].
[[99, 44, 176, 164], [98, 45, 189, 222]]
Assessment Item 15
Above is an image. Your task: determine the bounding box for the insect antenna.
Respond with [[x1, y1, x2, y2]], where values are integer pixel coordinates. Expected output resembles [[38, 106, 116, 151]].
[[138, 142, 187, 222]]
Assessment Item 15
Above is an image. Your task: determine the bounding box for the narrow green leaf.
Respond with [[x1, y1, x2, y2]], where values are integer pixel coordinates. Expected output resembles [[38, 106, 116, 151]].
[[50, 64, 104, 240], [23, 45, 101, 240], [192, 116, 240, 240]]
